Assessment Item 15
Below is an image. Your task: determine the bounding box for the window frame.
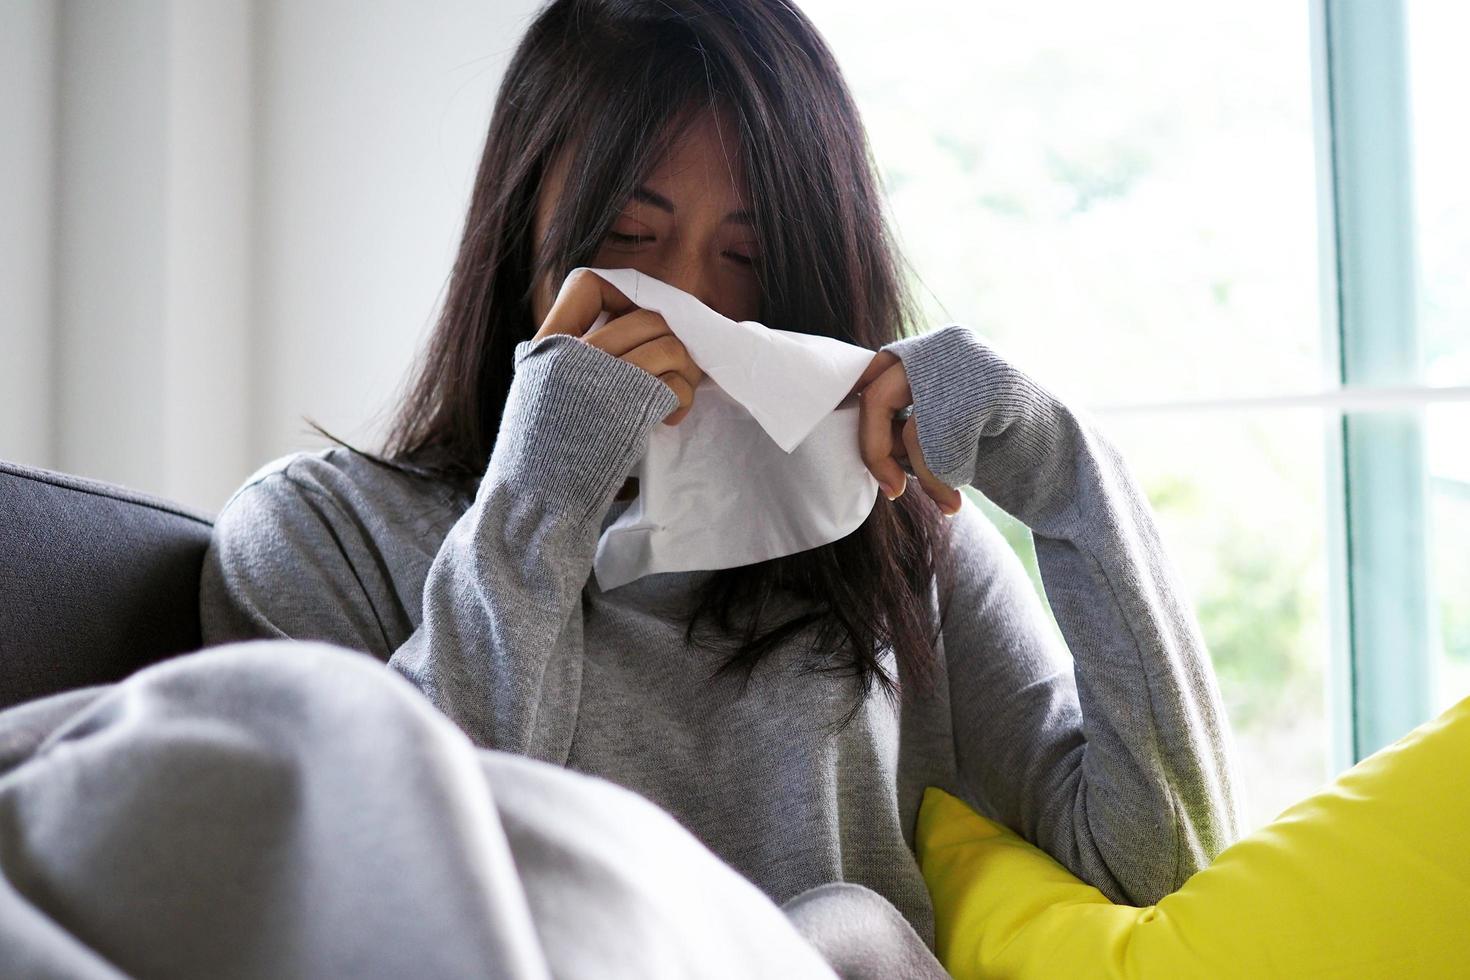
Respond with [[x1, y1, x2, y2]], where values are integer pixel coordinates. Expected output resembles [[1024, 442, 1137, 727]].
[[1315, 0, 1443, 765]]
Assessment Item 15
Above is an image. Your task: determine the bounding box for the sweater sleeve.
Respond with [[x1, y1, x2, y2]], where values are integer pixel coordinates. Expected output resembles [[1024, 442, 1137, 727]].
[[199, 333, 681, 764], [881, 323, 1247, 907]]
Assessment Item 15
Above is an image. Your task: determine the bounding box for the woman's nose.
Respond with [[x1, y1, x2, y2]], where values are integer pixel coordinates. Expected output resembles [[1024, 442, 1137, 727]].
[[658, 250, 717, 308]]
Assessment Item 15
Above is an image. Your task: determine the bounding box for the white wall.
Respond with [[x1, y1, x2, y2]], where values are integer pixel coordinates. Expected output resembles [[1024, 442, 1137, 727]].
[[0, 1, 57, 471], [1, 0, 542, 515], [252, 0, 539, 479], [51, 0, 240, 513]]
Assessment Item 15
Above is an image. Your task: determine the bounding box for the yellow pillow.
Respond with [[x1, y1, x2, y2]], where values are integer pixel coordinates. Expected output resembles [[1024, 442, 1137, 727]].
[[918, 693, 1470, 979]]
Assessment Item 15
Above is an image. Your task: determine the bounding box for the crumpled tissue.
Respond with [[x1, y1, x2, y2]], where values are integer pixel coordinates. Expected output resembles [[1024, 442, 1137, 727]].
[[573, 267, 882, 591]]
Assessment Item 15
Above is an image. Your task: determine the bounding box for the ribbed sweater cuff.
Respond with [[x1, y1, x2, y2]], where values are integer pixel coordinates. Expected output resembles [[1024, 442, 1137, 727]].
[[881, 324, 1068, 514], [495, 334, 681, 528]]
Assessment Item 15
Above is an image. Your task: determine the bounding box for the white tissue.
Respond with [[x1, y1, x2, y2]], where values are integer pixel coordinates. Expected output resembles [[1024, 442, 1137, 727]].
[[572, 267, 882, 591]]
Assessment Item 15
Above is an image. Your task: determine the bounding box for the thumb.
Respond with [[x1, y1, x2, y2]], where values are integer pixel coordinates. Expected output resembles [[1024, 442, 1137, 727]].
[[848, 350, 898, 399]]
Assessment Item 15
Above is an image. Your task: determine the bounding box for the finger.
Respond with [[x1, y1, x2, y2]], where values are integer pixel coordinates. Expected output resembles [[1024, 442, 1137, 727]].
[[621, 336, 703, 412], [534, 269, 637, 341], [585, 311, 706, 392], [657, 371, 694, 425], [582, 309, 672, 358], [857, 365, 912, 499], [901, 415, 962, 515], [847, 349, 899, 400], [623, 334, 704, 391], [892, 417, 911, 469]]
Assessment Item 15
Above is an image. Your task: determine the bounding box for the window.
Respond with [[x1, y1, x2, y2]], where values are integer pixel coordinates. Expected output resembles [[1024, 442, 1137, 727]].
[[1406, 3, 1470, 718], [803, 0, 1469, 835]]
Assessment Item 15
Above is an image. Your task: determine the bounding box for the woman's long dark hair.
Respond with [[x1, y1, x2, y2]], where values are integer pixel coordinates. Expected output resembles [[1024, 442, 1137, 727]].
[[314, 0, 956, 732]]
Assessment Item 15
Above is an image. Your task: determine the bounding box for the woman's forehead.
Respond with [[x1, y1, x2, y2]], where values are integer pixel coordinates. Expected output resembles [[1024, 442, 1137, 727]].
[[533, 104, 750, 239], [641, 107, 749, 203]]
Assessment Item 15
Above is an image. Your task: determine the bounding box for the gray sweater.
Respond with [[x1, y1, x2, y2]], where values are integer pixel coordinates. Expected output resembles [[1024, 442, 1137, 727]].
[[199, 323, 1246, 951]]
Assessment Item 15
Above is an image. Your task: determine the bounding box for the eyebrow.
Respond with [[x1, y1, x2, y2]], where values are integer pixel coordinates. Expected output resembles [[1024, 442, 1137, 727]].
[[631, 184, 754, 227]]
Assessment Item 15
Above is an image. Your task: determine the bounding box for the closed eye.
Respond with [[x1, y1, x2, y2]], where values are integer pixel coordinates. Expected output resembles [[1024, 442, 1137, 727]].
[[605, 227, 754, 268]]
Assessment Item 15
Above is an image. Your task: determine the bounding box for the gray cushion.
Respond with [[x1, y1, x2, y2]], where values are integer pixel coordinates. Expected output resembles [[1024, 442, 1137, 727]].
[[0, 459, 213, 711]]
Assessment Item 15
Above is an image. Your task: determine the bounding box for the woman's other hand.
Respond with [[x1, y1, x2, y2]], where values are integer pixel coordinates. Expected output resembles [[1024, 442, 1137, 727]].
[[848, 350, 964, 516], [533, 269, 706, 426]]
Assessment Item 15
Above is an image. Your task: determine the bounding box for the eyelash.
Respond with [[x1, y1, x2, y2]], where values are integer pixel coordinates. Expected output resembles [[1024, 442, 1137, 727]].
[[605, 231, 755, 267]]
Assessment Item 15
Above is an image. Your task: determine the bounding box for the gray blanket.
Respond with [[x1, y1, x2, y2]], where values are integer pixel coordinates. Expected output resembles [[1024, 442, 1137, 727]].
[[0, 640, 947, 979]]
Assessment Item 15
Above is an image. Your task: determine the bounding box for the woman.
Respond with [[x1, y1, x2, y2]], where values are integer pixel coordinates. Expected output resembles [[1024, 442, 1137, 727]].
[[202, 0, 1245, 957]]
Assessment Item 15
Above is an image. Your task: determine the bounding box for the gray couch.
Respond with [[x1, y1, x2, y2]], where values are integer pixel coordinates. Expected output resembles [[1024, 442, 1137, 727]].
[[0, 458, 213, 712]]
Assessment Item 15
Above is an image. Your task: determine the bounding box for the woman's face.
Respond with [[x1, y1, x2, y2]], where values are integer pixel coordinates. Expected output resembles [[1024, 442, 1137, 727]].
[[531, 108, 762, 326]]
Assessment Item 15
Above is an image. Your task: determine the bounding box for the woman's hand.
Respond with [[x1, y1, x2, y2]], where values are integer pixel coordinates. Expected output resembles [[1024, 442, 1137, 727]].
[[848, 350, 964, 516], [533, 269, 706, 426]]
